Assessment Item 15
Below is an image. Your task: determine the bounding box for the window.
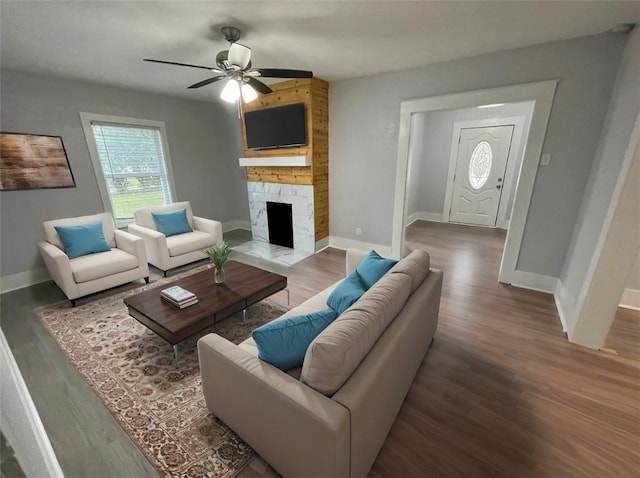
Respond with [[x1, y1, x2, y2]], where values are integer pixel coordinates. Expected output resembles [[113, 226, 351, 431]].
[[80, 113, 175, 224], [468, 140, 492, 190]]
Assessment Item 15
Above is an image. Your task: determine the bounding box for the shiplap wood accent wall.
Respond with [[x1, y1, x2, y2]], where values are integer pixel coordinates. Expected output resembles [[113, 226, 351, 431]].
[[241, 78, 329, 241]]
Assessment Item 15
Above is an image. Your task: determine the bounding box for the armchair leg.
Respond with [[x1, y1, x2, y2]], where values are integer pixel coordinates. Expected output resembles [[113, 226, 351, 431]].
[[70, 299, 77, 307], [163, 271, 167, 278], [144, 277, 150, 284]]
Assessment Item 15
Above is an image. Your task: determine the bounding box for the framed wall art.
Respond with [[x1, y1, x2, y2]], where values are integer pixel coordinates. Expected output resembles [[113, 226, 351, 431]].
[[0, 132, 76, 190]]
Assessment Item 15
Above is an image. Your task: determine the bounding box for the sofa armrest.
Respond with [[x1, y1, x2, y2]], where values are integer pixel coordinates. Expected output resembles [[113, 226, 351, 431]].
[[128, 223, 169, 268], [38, 241, 79, 299], [346, 248, 368, 276], [198, 334, 350, 478], [114, 230, 149, 276], [193, 216, 223, 245]]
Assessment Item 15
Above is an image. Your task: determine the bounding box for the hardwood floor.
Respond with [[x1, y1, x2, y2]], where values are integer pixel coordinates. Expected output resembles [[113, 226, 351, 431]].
[[2, 223, 638, 477]]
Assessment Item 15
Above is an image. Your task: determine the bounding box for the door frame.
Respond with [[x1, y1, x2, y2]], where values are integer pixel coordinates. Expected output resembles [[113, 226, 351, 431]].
[[443, 116, 526, 229], [391, 80, 558, 284]]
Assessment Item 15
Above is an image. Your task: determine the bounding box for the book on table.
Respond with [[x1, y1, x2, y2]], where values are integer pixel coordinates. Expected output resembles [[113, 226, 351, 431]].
[[161, 295, 198, 309], [161, 285, 196, 302], [160, 286, 197, 308]]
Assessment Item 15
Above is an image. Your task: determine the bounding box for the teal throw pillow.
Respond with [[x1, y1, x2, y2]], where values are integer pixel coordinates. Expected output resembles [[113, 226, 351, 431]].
[[252, 309, 339, 370], [54, 220, 111, 259], [356, 250, 398, 289], [327, 271, 367, 314], [151, 208, 192, 236]]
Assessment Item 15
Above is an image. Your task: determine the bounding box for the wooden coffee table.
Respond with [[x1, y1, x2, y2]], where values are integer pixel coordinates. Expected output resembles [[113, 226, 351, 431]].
[[124, 261, 287, 363]]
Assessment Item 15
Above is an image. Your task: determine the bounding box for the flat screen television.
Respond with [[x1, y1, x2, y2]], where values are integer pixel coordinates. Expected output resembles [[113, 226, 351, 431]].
[[244, 103, 307, 150]]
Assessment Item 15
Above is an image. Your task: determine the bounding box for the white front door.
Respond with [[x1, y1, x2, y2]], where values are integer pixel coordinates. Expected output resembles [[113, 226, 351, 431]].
[[449, 125, 514, 226]]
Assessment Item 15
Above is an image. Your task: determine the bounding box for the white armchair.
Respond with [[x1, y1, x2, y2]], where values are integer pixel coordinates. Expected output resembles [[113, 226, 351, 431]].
[[38, 212, 149, 306], [127, 201, 223, 276]]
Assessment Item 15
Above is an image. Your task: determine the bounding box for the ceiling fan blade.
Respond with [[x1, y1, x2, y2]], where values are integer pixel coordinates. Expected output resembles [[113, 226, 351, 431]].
[[254, 68, 313, 78], [144, 58, 222, 73], [228, 43, 252, 69], [187, 76, 226, 89], [246, 77, 273, 95]]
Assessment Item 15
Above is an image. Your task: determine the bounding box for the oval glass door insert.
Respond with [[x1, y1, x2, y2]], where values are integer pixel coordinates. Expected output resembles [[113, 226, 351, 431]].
[[468, 140, 493, 189]]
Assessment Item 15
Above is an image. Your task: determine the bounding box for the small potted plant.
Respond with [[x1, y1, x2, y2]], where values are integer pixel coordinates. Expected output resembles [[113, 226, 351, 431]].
[[203, 241, 231, 284]]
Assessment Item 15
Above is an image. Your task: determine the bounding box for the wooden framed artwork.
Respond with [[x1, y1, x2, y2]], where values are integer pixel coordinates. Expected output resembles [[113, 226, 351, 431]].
[[0, 132, 76, 190]]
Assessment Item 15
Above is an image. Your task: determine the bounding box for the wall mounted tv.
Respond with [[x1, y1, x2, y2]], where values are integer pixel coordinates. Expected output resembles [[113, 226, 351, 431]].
[[244, 103, 307, 150]]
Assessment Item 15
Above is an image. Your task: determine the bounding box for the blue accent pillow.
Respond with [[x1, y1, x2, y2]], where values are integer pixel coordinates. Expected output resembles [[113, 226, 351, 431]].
[[151, 208, 192, 236], [252, 309, 339, 370], [327, 271, 367, 314], [54, 220, 111, 259], [356, 250, 398, 289]]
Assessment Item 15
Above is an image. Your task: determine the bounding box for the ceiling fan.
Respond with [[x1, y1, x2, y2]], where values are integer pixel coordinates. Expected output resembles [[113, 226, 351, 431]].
[[144, 26, 313, 104]]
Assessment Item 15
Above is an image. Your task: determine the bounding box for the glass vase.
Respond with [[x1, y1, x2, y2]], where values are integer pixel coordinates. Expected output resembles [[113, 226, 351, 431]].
[[214, 266, 225, 284]]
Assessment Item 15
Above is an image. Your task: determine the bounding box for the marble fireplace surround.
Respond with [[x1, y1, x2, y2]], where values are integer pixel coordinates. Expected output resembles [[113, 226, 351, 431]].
[[247, 181, 315, 253]]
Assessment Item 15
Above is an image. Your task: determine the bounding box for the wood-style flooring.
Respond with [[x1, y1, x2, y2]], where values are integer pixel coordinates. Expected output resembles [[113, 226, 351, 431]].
[[1, 222, 638, 477]]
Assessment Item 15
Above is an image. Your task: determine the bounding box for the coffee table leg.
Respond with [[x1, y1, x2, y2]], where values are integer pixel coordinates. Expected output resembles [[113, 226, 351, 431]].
[[243, 308, 247, 322], [173, 344, 179, 367]]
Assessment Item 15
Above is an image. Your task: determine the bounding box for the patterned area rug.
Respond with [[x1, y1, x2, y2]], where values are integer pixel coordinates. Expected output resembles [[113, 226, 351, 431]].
[[37, 265, 287, 478]]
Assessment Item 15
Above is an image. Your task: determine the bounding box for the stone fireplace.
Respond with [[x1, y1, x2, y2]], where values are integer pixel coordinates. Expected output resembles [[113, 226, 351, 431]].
[[247, 182, 315, 253]]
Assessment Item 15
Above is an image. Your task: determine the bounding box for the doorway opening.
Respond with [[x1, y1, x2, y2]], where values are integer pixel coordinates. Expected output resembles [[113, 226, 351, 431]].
[[392, 80, 558, 284]]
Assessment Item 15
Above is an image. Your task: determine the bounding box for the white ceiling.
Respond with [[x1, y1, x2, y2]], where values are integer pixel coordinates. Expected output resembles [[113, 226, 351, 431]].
[[1, 1, 638, 101]]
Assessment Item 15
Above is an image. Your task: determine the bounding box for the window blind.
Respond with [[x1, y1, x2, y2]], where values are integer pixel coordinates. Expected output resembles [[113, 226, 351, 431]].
[[90, 123, 173, 220]]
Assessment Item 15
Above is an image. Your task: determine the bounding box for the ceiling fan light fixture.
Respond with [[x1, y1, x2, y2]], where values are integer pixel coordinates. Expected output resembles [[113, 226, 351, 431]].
[[220, 79, 240, 103], [241, 83, 258, 103]]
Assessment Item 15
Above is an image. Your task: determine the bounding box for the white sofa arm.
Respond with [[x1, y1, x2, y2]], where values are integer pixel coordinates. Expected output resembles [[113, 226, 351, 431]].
[[198, 334, 350, 478], [128, 223, 169, 268], [114, 230, 149, 276], [193, 216, 223, 245], [38, 241, 79, 299], [346, 248, 368, 276]]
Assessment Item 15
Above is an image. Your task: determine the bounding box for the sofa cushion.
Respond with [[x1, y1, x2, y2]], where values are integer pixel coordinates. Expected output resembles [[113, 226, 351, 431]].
[[54, 220, 111, 259], [134, 201, 194, 231], [356, 250, 398, 289], [70, 248, 140, 283], [252, 309, 339, 371], [301, 272, 412, 396], [166, 231, 217, 257], [327, 271, 367, 314], [389, 249, 431, 293], [152, 208, 193, 236]]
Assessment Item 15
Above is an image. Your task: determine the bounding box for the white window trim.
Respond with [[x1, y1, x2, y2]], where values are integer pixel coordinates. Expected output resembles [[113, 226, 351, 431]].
[[79, 112, 178, 227]]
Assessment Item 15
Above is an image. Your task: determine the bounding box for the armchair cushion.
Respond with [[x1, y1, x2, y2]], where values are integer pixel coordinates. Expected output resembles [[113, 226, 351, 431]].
[[54, 220, 111, 259], [151, 208, 193, 236], [71, 249, 140, 283], [166, 231, 217, 257]]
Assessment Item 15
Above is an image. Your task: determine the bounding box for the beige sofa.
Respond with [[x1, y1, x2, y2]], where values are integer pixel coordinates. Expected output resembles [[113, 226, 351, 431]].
[[127, 201, 222, 276], [198, 249, 443, 477], [38, 212, 149, 306]]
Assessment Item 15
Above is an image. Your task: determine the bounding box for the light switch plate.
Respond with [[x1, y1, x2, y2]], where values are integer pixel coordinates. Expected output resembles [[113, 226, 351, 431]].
[[540, 153, 551, 166]]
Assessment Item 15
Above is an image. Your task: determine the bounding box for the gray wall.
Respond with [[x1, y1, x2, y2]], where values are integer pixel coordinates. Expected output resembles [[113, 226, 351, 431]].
[[0, 70, 248, 277], [330, 33, 626, 277], [408, 101, 534, 218], [560, 28, 640, 306]]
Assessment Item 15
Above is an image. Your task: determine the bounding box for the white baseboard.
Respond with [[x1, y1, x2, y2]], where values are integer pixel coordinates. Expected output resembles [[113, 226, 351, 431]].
[[509, 270, 559, 294], [315, 237, 330, 252], [404, 211, 444, 227], [328, 236, 392, 257], [223, 219, 251, 232], [1, 268, 51, 294], [619, 288, 640, 311]]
